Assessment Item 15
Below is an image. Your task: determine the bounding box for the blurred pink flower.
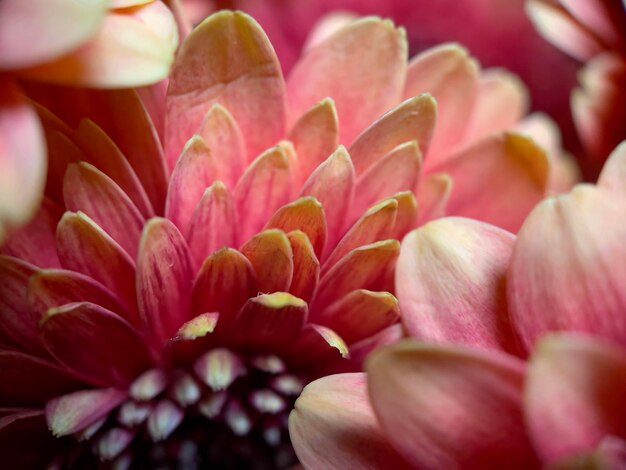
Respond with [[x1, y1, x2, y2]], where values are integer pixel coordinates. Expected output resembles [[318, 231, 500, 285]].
[[290, 141, 626, 467], [528, 0, 626, 175], [0, 9, 573, 467], [0, 0, 178, 242]]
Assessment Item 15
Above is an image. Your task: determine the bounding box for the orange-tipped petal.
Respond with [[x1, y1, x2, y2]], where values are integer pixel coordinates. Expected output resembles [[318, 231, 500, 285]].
[[287, 17, 407, 145], [234, 146, 293, 243], [465, 69, 529, 141], [56, 212, 138, 324], [0, 79, 46, 242], [187, 181, 237, 269], [286, 230, 320, 304], [429, 132, 549, 233], [416, 173, 453, 225], [390, 191, 419, 240], [366, 341, 538, 468], [397, 218, 522, 355], [526, 0, 604, 61], [287, 98, 339, 183], [526, 334, 626, 462], [287, 324, 349, 366], [41, 302, 153, 386], [300, 145, 355, 250], [191, 248, 256, 323], [404, 44, 479, 164], [508, 148, 626, 349], [18, 1, 178, 88], [137, 218, 194, 344], [314, 240, 399, 312], [265, 197, 327, 258], [165, 135, 218, 235], [0, 0, 107, 69], [195, 104, 246, 188], [166, 11, 285, 164], [352, 141, 421, 218], [63, 162, 145, 259], [232, 292, 307, 348], [315, 290, 399, 344], [289, 373, 411, 469], [240, 229, 293, 294], [348, 95, 436, 175]]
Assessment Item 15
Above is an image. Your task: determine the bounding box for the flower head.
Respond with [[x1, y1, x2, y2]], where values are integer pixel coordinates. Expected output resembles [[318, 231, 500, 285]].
[[1, 9, 570, 468]]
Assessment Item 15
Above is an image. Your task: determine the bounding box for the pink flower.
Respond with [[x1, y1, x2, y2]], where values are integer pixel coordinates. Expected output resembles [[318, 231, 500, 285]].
[[290, 141, 626, 467], [527, 0, 626, 175], [0, 10, 571, 467], [0, 0, 178, 242]]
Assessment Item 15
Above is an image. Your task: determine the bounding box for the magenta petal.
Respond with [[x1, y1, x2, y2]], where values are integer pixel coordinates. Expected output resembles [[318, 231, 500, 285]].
[[41, 302, 154, 386], [137, 218, 194, 344], [0, 409, 58, 468], [366, 341, 538, 468], [46, 388, 127, 437]]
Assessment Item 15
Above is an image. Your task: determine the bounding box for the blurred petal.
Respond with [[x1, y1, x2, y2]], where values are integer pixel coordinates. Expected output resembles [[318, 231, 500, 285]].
[[18, 2, 178, 88], [0, 0, 107, 68], [526, 334, 626, 461], [287, 17, 407, 145], [430, 132, 549, 232], [0, 79, 46, 242], [397, 218, 522, 355], [416, 173, 453, 224], [367, 341, 538, 468], [289, 373, 411, 469], [166, 11, 285, 165]]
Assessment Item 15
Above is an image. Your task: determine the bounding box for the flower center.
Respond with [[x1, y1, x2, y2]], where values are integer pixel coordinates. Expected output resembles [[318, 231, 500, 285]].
[[56, 349, 303, 468]]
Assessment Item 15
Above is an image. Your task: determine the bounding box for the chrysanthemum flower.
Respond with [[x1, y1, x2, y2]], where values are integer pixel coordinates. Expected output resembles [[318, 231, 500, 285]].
[[528, 0, 626, 174], [1, 10, 569, 468], [0, 0, 178, 242], [290, 141, 626, 468]]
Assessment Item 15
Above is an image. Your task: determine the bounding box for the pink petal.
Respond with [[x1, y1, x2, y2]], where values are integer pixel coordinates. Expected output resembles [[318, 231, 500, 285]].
[[231, 293, 307, 349], [234, 146, 294, 243], [598, 141, 626, 196], [18, 2, 179, 88], [42, 129, 85, 205], [0, 0, 107, 68], [349, 324, 404, 368], [1, 198, 62, 268], [348, 95, 436, 176], [416, 173, 453, 224], [559, 0, 626, 47], [165, 135, 218, 235], [63, 162, 145, 259], [73, 119, 154, 218], [428, 132, 549, 233], [289, 373, 411, 469], [191, 248, 256, 325], [287, 231, 320, 304], [397, 217, 523, 355], [0, 350, 84, 407], [137, 218, 194, 344], [0, 256, 41, 353], [287, 324, 349, 367], [390, 191, 419, 240], [28, 269, 126, 319], [195, 104, 246, 188], [404, 44, 479, 165], [287, 98, 339, 183], [186, 181, 237, 269], [46, 388, 127, 437], [166, 11, 285, 165], [287, 17, 407, 145], [0, 79, 46, 241], [366, 341, 538, 468], [41, 302, 154, 386], [313, 240, 399, 312], [508, 157, 626, 348], [240, 229, 294, 294], [265, 197, 327, 258], [300, 145, 355, 251], [56, 211, 139, 325], [526, 0, 604, 61], [352, 141, 421, 218], [526, 334, 626, 461], [315, 290, 399, 345], [465, 69, 530, 141]]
